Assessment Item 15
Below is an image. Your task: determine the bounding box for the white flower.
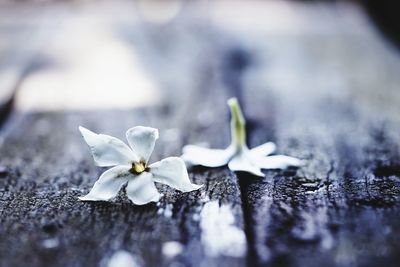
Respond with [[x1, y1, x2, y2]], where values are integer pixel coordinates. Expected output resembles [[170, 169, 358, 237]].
[[78, 126, 202, 204], [182, 98, 303, 177]]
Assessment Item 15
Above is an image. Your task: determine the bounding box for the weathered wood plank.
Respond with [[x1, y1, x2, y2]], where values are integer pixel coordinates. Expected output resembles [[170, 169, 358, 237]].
[[0, 109, 246, 267], [0, 3, 247, 267], [233, 4, 400, 266]]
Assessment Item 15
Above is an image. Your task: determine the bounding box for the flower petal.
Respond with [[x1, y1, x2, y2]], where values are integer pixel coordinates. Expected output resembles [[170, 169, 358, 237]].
[[149, 157, 203, 192], [125, 172, 161, 205], [126, 126, 159, 163], [181, 145, 234, 167], [249, 142, 276, 157], [78, 165, 132, 201], [79, 126, 137, 167], [254, 155, 303, 169], [228, 154, 264, 177]]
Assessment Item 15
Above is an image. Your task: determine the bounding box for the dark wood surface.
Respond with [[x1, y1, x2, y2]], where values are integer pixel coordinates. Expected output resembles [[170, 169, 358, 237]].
[[0, 1, 399, 267]]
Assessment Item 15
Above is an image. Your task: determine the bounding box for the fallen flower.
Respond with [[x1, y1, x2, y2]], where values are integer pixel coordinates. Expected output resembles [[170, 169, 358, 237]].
[[78, 126, 202, 204], [182, 98, 303, 177]]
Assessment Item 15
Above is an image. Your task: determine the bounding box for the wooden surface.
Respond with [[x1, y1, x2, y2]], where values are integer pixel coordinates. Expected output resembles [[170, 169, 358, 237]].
[[0, 1, 400, 267]]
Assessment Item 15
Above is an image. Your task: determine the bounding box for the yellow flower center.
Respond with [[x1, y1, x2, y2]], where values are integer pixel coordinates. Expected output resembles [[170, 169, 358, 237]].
[[131, 161, 146, 174]]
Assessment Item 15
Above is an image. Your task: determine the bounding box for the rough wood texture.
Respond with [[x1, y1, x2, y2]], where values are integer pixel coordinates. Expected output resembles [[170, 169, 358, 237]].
[[0, 1, 400, 267], [0, 111, 245, 267]]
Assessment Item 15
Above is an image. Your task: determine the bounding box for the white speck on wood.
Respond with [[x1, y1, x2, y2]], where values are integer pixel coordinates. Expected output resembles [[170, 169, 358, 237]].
[[107, 250, 141, 267], [200, 201, 247, 258], [157, 203, 173, 218], [42, 238, 59, 249], [162, 241, 183, 258]]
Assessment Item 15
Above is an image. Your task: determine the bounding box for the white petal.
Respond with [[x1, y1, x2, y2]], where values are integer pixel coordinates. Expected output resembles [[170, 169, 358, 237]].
[[125, 172, 161, 205], [79, 165, 132, 201], [79, 126, 137, 167], [249, 142, 276, 157], [228, 154, 264, 177], [149, 157, 203, 192], [126, 126, 159, 163], [181, 145, 234, 167], [254, 155, 303, 169]]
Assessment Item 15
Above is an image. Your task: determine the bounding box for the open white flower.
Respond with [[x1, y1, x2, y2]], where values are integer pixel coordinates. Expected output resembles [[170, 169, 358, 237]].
[[78, 126, 202, 204], [182, 98, 303, 177]]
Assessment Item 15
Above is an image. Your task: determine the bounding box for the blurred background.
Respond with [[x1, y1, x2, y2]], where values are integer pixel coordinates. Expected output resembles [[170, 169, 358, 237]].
[[1, 0, 400, 124]]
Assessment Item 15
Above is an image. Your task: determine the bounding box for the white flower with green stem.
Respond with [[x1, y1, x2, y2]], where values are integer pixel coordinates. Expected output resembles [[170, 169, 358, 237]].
[[182, 98, 303, 176]]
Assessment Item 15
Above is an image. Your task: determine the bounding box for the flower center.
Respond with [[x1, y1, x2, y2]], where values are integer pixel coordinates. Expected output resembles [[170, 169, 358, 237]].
[[131, 161, 146, 174]]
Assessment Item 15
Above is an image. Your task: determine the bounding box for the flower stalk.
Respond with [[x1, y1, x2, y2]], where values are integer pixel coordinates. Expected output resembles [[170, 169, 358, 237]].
[[228, 98, 247, 150]]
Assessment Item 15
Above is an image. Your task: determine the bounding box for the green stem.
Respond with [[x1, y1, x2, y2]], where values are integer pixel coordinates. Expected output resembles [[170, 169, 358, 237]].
[[228, 98, 247, 150]]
